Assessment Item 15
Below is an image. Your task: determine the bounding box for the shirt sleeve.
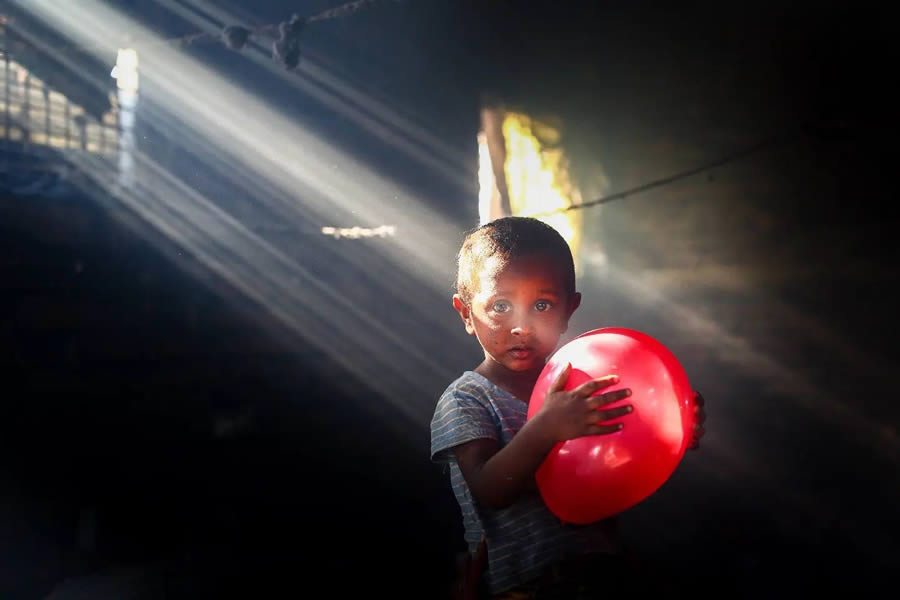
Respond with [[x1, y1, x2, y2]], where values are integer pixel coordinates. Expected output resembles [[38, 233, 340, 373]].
[[430, 387, 499, 464]]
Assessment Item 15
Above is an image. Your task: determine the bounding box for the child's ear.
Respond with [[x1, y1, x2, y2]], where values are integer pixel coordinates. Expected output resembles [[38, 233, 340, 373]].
[[562, 292, 582, 333], [452, 294, 476, 336]]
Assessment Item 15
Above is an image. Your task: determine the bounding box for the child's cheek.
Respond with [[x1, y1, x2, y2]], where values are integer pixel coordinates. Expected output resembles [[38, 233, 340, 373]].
[[537, 319, 562, 339]]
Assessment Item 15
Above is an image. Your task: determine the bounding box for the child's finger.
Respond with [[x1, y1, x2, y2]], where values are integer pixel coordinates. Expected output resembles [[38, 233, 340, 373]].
[[585, 422, 625, 436], [694, 406, 707, 424], [572, 375, 620, 397], [547, 362, 572, 392], [586, 387, 632, 408], [590, 404, 633, 424]]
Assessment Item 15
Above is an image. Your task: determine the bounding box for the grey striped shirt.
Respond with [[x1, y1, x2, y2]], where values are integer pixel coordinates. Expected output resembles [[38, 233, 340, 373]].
[[430, 371, 620, 594]]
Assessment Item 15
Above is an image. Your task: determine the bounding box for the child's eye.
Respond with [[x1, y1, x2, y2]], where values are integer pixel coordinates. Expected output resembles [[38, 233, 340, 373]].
[[492, 301, 511, 313], [535, 300, 552, 312]]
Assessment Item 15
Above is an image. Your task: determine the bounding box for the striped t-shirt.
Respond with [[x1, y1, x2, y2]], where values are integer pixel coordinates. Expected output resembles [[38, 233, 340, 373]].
[[430, 370, 620, 594]]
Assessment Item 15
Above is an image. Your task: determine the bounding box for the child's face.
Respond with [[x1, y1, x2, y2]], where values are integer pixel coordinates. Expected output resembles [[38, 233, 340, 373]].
[[454, 253, 581, 373]]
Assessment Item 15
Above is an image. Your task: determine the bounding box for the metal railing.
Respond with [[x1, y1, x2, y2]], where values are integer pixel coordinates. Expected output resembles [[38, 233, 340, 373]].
[[1, 22, 120, 179]]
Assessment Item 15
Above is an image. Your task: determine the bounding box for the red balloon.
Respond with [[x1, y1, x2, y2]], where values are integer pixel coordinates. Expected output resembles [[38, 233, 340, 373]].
[[527, 327, 696, 524]]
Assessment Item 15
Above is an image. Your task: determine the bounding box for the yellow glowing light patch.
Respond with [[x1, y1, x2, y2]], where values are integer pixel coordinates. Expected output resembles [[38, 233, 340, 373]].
[[478, 111, 584, 271]]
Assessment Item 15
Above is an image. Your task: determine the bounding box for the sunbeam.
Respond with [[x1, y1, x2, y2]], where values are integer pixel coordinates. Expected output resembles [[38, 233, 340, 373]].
[[13, 0, 476, 433]]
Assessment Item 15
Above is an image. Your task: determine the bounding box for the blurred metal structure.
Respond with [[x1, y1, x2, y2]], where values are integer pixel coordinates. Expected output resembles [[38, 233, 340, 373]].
[[1, 17, 121, 195]]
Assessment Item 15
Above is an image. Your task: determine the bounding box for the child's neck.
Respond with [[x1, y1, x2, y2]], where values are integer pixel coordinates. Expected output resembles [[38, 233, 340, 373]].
[[475, 360, 543, 404]]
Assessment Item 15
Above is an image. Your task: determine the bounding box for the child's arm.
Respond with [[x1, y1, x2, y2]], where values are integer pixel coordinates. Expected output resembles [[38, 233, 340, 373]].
[[453, 364, 632, 510]]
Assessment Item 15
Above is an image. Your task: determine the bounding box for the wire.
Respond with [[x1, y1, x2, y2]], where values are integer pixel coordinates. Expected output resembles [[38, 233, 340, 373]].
[[3, 0, 398, 70], [526, 130, 798, 218]]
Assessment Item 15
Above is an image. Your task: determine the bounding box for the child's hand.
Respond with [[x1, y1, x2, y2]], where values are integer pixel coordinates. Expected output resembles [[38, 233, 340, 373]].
[[688, 391, 706, 450], [538, 362, 633, 442]]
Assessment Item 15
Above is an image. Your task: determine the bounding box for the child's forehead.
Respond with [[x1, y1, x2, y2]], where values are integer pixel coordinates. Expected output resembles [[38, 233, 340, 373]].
[[475, 254, 568, 291]]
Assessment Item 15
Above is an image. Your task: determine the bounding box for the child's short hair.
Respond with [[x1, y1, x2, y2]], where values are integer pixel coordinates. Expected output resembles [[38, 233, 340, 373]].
[[455, 217, 576, 304]]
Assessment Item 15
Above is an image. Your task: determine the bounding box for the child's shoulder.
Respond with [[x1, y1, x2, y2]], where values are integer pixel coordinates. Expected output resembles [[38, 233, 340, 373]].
[[431, 372, 505, 456], [437, 371, 501, 408]]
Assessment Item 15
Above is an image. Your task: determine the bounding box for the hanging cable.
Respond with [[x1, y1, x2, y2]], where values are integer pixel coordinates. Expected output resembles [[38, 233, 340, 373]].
[[526, 129, 802, 218], [4, 0, 398, 71]]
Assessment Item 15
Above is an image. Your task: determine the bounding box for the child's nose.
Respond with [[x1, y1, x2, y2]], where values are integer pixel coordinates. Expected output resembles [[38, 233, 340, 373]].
[[510, 320, 534, 336]]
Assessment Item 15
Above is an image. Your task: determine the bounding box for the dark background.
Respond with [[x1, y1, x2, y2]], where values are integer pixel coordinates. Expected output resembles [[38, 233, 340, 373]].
[[1, 1, 898, 598]]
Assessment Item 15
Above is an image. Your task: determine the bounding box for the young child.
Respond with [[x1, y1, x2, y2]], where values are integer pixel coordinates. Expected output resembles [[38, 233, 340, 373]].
[[431, 217, 705, 599]]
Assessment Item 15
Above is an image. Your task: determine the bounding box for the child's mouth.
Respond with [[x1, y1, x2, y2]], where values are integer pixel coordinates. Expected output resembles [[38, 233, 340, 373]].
[[509, 347, 533, 360]]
